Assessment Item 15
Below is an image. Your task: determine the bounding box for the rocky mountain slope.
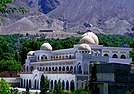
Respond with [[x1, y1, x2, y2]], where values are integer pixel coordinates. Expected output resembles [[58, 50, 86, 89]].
[[47, 0, 134, 34], [0, 0, 134, 35]]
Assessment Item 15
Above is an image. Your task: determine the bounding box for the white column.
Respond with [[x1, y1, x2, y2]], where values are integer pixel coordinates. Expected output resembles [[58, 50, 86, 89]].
[[53, 81, 54, 89], [28, 79, 29, 87]]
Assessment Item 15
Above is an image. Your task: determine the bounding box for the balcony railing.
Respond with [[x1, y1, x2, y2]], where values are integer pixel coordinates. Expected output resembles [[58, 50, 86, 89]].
[[31, 57, 75, 62], [44, 71, 73, 74]]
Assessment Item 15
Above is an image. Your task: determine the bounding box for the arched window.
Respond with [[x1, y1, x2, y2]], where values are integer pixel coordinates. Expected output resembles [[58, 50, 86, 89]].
[[41, 55, 47, 60], [62, 66, 65, 71], [70, 66, 73, 72], [66, 81, 69, 90], [69, 55, 71, 59], [54, 80, 57, 87], [29, 80, 31, 88], [104, 53, 109, 57], [62, 80, 65, 90], [78, 65, 82, 74], [112, 54, 118, 58], [66, 66, 69, 71], [70, 80, 75, 91], [59, 67, 61, 71], [40, 67, 42, 71], [26, 79, 28, 87], [46, 67, 48, 71], [120, 54, 126, 59], [51, 80, 53, 89], [49, 67, 51, 71]]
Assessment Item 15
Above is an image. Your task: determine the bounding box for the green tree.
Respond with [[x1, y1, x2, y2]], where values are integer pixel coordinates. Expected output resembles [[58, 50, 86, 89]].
[[89, 62, 98, 94], [0, 0, 27, 14], [72, 88, 91, 94], [54, 80, 62, 94], [0, 60, 21, 71], [84, 81, 90, 92], [19, 39, 41, 64], [0, 79, 11, 94], [40, 75, 50, 94]]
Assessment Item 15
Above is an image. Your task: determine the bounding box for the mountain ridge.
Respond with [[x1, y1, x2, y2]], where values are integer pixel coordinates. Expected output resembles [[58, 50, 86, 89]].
[[0, 0, 134, 35]]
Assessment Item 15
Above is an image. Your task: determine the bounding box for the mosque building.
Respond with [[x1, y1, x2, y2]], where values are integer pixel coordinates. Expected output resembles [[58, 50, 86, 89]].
[[19, 30, 132, 92]]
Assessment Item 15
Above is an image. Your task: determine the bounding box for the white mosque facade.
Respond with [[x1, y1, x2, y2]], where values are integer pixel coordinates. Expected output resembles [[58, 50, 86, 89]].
[[19, 31, 132, 91]]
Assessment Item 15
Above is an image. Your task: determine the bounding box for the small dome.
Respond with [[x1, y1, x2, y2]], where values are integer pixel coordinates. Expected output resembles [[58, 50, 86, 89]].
[[40, 43, 52, 51], [27, 51, 34, 56], [81, 31, 99, 45], [78, 44, 91, 50]]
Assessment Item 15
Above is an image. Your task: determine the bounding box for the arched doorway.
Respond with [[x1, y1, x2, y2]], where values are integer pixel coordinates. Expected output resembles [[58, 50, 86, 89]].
[[70, 80, 75, 91], [26, 79, 28, 87], [62, 80, 65, 90], [54, 80, 57, 88], [34, 80, 36, 89], [29, 80, 31, 88], [66, 81, 69, 90], [51, 80, 53, 89]]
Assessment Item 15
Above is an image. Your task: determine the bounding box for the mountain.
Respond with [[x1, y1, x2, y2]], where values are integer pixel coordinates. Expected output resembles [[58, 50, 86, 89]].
[[47, 0, 134, 34], [0, 0, 134, 35]]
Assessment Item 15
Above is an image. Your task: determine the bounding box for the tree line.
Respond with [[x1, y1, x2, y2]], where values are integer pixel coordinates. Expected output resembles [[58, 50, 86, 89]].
[[0, 34, 134, 71]]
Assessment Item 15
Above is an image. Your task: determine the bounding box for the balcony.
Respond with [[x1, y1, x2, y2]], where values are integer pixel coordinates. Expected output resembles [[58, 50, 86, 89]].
[[44, 71, 73, 74], [109, 58, 132, 64], [31, 57, 75, 62]]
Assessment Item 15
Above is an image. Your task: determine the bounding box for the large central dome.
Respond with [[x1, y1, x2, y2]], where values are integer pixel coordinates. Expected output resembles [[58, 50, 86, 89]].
[[80, 30, 99, 45]]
